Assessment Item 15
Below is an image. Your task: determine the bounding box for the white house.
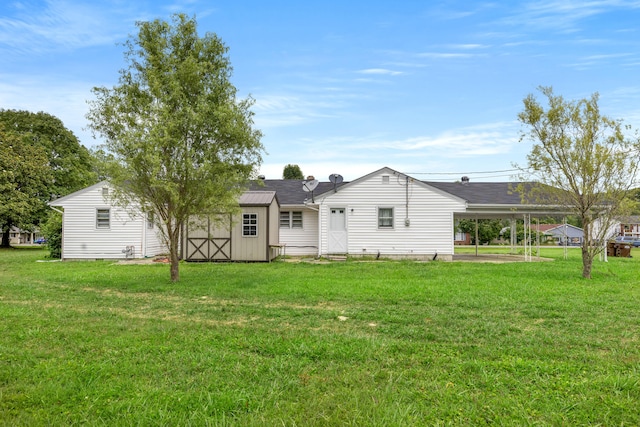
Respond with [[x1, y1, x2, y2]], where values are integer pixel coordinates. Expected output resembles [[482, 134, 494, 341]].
[[51, 167, 563, 261], [313, 168, 467, 260], [49, 181, 166, 260]]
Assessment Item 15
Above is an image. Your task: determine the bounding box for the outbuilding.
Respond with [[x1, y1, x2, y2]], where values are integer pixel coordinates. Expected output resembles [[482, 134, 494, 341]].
[[182, 191, 280, 262]]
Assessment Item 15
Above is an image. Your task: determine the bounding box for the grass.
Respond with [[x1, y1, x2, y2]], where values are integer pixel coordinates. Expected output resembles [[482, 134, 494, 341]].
[[1, 247, 639, 425]]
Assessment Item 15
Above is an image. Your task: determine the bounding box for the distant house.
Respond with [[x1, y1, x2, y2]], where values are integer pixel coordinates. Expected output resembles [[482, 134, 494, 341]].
[[532, 223, 584, 246], [615, 216, 640, 238], [592, 215, 640, 243], [9, 226, 42, 245], [51, 166, 565, 261]]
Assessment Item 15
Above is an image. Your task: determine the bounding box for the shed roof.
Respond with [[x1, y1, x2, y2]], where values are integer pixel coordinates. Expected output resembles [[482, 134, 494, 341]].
[[238, 191, 278, 206]]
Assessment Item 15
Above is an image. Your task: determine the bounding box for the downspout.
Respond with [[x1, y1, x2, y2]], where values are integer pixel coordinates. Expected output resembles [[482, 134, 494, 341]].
[[317, 199, 322, 258], [141, 211, 146, 259], [405, 175, 410, 226]]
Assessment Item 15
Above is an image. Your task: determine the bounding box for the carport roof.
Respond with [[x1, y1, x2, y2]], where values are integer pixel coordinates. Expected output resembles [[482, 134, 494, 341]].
[[424, 181, 527, 205]]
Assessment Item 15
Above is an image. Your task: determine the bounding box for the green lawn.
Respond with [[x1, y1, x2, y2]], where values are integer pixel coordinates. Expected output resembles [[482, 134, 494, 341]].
[[1, 247, 639, 425]]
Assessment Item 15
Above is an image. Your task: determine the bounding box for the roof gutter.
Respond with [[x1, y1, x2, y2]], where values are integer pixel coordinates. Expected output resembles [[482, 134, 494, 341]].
[[48, 204, 63, 214]]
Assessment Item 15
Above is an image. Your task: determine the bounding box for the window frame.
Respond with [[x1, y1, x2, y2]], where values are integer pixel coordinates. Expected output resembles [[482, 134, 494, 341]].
[[242, 213, 258, 237], [96, 208, 110, 229], [280, 210, 303, 229], [378, 207, 394, 229]]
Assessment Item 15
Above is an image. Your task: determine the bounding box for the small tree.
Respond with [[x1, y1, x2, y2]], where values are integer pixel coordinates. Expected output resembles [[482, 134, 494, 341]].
[[518, 86, 640, 278], [457, 219, 504, 245], [87, 14, 263, 282], [283, 164, 304, 179], [41, 211, 62, 258]]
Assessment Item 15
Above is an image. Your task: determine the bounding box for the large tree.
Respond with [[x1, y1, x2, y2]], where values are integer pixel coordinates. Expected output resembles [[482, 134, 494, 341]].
[[518, 86, 640, 278], [0, 110, 96, 200], [0, 110, 96, 247], [87, 14, 263, 282], [0, 125, 53, 246]]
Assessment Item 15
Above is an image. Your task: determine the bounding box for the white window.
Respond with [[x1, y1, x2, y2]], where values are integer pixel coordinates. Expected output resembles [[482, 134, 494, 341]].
[[243, 213, 258, 237], [378, 207, 394, 228], [96, 208, 110, 229], [280, 211, 303, 229]]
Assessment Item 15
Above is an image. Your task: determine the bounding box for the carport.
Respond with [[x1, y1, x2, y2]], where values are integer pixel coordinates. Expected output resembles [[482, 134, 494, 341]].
[[426, 181, 573, 260]]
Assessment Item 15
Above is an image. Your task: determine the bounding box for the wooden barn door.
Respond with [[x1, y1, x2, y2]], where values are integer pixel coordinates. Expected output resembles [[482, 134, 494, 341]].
[[185, 215, 232, 261]]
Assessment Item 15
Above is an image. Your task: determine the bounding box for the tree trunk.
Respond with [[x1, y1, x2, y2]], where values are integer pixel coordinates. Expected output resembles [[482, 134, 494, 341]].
[[1, 227, 11, 248], [581, 245, 592, 279], [169, 234, 180, 282]]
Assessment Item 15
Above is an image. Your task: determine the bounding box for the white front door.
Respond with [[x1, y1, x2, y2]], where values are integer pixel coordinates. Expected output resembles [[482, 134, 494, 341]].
[[328, 208, 347, 254]]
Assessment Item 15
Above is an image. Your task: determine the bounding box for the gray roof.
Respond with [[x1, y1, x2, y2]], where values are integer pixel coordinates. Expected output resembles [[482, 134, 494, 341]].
[[238, 191, 278, 206], [250, 179, 346, 205], [249, 178, 541, 207], [425, 181, 534, 205]]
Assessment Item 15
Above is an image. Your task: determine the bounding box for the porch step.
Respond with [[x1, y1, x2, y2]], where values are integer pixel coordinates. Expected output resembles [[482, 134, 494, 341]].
[[326, 255, 347, 262]]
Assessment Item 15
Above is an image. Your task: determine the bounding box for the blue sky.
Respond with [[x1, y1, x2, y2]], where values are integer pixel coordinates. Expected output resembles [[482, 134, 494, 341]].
[[2, 1, 640, 182]]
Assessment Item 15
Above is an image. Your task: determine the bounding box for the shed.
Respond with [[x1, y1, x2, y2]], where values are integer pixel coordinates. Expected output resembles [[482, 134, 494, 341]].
[[183, 191, 280, 262]]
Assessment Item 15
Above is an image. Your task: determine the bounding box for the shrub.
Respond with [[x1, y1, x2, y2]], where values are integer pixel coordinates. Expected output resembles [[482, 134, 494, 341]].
[[41, 211, 62, 258]]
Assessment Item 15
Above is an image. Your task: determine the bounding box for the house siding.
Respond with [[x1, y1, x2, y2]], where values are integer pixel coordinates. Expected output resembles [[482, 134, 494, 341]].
[[279, 208, 319, 256], [316, 169, 466, 259], [52, 183, 168, 260]]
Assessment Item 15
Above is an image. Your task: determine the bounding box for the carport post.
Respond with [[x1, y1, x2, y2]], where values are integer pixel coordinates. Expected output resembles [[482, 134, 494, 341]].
[[475, 215, 479, 257], [510, 217, 517, 255]]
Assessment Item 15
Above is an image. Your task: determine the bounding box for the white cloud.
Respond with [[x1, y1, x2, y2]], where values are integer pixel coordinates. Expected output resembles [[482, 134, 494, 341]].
[[252, 94, 342, 128], [500, 0, 640, 32], [346, 122, 521, 159], [357, 68, 404, 76], [416, 52, 480, 59], [0, 0, 132, 55]]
